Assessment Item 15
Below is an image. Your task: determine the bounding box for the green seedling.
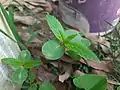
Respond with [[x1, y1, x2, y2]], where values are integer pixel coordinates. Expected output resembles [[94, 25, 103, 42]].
[[42, 14, 99, 61], [2, 50, 55, 90], [0, 4, 56, 90], [2, 50, 42, 85]]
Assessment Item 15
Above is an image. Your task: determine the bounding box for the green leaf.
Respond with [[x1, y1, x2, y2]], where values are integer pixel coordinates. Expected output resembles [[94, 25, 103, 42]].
[[64, 33, 78, 44], [46, 14, 65, 42], [0, 4, 22, 42], [28, 71, 36, 83], [42, 40, 64, 60], [117, 86, 120, 90], [2, 58, 22, 68], [81, 38, 91, 47], [39, 81, 56, 90], [65, 30, 91, 47], [24, 60, 42, 68], [18, 50, 31, 63], [27, 31, 39, 44], [73, 74, 107, 90], [28, 83, 37, 90], [64, 30, 81, 43], [65, 30, 80, 36], [65, 42, 99, 61], [8, 7, 14, 23], [66, 50, 81, 60], [11, 67, 28, 84]]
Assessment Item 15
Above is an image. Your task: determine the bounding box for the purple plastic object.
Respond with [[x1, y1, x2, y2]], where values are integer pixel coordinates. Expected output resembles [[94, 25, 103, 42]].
[[59, 0, 120, 33]]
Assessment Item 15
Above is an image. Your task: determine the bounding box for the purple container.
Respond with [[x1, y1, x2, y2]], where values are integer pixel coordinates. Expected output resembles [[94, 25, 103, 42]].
[[59, 0, 120, 33]]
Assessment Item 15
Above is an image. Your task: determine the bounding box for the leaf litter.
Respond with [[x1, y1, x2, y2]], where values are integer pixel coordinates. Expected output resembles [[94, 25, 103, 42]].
[[1, 0, 120, 90]]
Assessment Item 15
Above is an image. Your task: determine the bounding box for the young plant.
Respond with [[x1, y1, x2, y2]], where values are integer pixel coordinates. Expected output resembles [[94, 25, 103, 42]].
[[42, 14, 99, 61], [0, 5, 55, 90], [1, 50, 55, 90], [2, 50, 41, 84]]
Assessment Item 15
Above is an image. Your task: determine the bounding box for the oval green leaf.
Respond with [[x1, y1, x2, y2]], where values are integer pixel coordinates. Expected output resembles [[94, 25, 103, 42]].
[[81, 38, 91, 47], [39, 81, 56, 90], [2, 58, 22, 68], [28, 71, 36, 83], [24, 60, 42, 68], [11, 67, 28, 84], [65, 30, 91, 47], [66, 50, 81, 61], [18, 50, 31, 63], [73, 74, 107, 90], [65, 30, 81, 43], [65, 42, 99, 61], [46, 14, 65, 42], [42, 40, 64, 60]]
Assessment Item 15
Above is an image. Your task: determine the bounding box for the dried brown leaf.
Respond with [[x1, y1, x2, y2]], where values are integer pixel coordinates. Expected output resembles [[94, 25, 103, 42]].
[[37, 66, 57, 82], [59, 64, 72, 83], [14, 15, 39, 25], [73, 70, 85, 75], [53, 81, 67, 90], [92, 70, 107, 76], [108, 80, 120, 86], [80, 59, 111, 72], [107, 84, 114, 90]]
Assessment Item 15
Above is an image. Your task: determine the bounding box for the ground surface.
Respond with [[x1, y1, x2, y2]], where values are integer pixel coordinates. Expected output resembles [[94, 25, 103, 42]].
[[1, 0, 120, 90]]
